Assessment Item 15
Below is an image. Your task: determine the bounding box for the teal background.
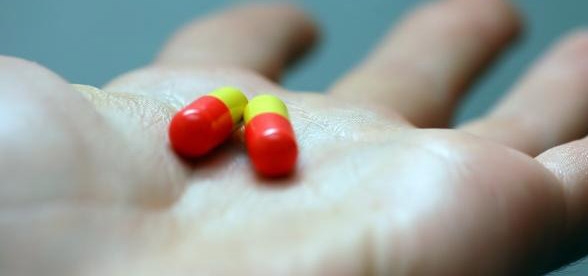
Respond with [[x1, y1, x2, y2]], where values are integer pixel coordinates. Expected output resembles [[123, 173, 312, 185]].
[[1, 0, 587, 274]]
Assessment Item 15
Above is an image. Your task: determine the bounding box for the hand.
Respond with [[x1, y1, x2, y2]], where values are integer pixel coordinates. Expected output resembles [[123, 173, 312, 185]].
[[2, 1, 588, 275]]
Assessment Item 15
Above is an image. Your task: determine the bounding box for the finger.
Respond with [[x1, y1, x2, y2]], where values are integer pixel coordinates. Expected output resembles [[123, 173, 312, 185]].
[[536, 136, 588, 270], [155, 3, 317, 81], [461, 32, 588, 156], [329, 0, 520, 127], [0, 56, 183, 208]]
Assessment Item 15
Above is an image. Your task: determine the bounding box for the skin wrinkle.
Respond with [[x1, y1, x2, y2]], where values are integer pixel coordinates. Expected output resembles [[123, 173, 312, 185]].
[[293, 104, 405, 147], [75, 85, 177, 131], [104, 66, 284, 101], [538, 141, 588, 228], [540, 145, 587, 184], [535, 139, 588, 270], [101, 92, 174, 130]]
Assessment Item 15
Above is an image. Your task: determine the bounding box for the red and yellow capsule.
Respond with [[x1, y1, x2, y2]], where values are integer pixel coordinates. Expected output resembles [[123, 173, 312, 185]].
[[169, 87, 247, 158], [244, 94, 298, 177]]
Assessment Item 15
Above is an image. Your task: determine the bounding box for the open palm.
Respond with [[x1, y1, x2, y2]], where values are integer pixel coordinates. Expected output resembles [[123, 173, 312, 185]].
[[2, 1, 588, 275]]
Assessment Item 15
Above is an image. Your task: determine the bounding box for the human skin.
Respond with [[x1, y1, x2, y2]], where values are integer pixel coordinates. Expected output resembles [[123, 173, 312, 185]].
[[2, 0, 588, 275]]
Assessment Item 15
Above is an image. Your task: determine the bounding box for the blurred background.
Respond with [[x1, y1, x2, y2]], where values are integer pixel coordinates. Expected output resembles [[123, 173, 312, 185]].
[[1, 0, 587, 274]]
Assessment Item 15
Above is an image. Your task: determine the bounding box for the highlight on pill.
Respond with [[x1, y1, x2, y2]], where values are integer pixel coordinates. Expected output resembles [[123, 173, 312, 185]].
[[168, 87, 248, 158], [244, 94, 298, 177]]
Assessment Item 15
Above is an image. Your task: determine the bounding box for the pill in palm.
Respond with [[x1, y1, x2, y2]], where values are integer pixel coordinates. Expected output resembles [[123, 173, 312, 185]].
[[244, 94, 298, 177], [169, 87, 247, 158]]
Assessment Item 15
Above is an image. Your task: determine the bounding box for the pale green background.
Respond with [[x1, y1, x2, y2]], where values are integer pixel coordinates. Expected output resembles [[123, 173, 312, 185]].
[[1, 0, 587, 274]]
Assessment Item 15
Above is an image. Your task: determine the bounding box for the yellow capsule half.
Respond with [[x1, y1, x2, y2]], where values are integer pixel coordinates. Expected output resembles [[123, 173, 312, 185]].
[[244, 94, 289, 124], [209, 86, 248, 125]]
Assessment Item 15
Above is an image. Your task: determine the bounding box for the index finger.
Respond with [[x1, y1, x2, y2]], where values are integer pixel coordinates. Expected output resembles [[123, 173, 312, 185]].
[[155, 4, 318, 81]]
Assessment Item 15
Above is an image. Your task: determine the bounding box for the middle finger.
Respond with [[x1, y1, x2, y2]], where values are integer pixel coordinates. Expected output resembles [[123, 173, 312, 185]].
[[329, 0, 520, 127]]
